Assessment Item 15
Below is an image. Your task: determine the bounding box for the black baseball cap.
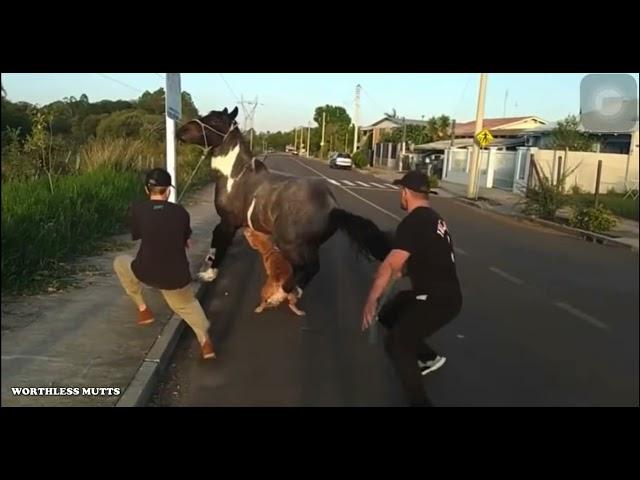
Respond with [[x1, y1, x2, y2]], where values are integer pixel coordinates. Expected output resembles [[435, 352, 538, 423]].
[[392, 170, 431, 194], [145, 168, 175, 188]]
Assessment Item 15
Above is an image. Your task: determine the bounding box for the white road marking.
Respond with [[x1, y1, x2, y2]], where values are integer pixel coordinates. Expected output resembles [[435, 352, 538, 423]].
[[340, 180, 356, 186], [289, 156, 403, 221], [554, 302, 610, 331], [289, 157, 469, 259], [326, 179, 340, 185], [488, 266, 524, 285], [369, 182, 388, 188], [355, 181, 371, 187], [385, 183, 399, 190]]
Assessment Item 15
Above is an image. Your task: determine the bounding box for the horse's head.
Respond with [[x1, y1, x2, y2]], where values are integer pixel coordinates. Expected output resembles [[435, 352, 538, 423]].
[[177, 106, 239, 149]]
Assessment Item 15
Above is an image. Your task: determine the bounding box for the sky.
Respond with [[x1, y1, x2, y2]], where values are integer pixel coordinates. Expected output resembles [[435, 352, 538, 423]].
[[3, 73, 638, 132]]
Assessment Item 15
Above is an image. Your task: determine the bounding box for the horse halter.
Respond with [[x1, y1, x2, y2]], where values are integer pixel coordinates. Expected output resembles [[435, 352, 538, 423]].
[[188, 118, 238, 151]]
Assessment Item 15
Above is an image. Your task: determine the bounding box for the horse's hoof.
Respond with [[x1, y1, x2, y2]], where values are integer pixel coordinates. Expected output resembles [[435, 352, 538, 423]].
[[254, 305, 265, 313], [198, 268, 218, 282]]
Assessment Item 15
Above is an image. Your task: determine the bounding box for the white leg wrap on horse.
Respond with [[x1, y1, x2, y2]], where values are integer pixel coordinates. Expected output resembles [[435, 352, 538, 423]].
[[198, 267, 218, 282]]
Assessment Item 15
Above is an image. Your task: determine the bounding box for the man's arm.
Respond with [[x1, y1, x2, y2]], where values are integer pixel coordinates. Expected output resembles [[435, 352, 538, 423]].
[[184, 211, 193, 248], [131, 205, 141, 241], [361, 249, 410, 330]]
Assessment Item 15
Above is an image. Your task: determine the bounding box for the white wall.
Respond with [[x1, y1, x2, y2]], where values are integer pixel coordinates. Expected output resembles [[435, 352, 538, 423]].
[[535, 149, 639, 193]]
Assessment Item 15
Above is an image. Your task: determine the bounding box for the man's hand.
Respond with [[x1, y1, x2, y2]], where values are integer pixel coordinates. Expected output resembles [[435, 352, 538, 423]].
[[361, 297, 378, 331], [361, 249, 409, 332]]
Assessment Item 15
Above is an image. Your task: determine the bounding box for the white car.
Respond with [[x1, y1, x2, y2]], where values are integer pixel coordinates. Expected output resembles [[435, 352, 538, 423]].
[[329, 152, 353, 170]]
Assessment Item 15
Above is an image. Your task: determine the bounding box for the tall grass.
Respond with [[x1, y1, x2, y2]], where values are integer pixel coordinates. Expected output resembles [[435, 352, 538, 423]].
[[2, 137, 213, 294], [573, 193, 639, 221], [2, 169, 144, 293]]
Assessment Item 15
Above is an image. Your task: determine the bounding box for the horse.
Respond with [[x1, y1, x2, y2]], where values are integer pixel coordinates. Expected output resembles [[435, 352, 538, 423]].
[[176, 107, 391, 304]]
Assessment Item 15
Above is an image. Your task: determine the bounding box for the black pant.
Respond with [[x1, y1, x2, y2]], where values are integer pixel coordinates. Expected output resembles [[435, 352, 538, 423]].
[[378, 290, 461, 407]]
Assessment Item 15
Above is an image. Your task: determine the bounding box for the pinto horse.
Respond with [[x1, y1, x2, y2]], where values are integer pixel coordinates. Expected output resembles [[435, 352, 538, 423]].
[[176, 107, 391, 304]]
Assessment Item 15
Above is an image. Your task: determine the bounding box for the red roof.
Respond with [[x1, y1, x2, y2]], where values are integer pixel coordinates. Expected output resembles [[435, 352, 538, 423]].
[[454, 117, 536, 136]]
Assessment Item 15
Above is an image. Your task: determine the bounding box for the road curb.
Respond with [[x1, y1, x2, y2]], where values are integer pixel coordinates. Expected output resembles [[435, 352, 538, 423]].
[[444, 188, 638, 253], [116, 264, 211, 407]]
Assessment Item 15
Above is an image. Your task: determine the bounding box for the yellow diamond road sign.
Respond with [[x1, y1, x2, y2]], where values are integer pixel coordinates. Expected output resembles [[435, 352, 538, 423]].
[[476, 128, 494, 147]]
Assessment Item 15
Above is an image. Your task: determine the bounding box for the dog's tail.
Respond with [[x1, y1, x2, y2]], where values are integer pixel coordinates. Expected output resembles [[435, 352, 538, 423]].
[[328, 208, 392, 262]]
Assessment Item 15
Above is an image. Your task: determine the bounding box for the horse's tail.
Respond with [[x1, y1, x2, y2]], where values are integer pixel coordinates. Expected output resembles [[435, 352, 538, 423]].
[[329, 208, 392, 262]]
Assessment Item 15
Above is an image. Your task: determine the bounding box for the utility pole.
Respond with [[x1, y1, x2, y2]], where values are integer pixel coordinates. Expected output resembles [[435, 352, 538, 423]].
[[450, 119, 456, 147], [353, 84, 361, 153], [320, 111, 326, 158], [402, 116, 407, 154], [345, 131, 349, 152], [294, 128, 298, 151], [466, 73, 488, 199], [307, 122, 311, 157], [503, 89, 509, 118], [238, 95, 262, 151]]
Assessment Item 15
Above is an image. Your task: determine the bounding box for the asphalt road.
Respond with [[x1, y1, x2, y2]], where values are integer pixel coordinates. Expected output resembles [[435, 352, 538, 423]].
[[151, 154, 639, 407]]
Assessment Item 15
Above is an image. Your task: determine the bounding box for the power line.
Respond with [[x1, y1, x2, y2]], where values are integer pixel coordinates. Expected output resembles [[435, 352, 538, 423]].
[[453, 74, 473, 121], [360, 86, 388, 117], [218, 73, 240, 103], [154, 73, 166, 80], [96, 73, 144, 94]]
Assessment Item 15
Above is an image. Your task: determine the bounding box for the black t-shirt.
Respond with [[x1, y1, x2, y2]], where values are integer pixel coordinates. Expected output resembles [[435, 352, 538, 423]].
[[130, 200, 192, 290], [394, 206, 461, 302]]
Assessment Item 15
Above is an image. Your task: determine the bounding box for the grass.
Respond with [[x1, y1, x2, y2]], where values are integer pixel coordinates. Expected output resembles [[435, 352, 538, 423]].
[[2, 138, 213, 295], [572, 193, 639, 221], [1, 169, 144, 294]]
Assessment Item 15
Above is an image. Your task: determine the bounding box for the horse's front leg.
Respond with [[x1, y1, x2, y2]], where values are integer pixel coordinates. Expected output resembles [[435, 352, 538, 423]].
[[198, 220, 237, 282]]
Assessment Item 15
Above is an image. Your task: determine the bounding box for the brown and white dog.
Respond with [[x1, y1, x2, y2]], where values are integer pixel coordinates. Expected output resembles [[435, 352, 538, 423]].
[[243, 229, 305, 316]]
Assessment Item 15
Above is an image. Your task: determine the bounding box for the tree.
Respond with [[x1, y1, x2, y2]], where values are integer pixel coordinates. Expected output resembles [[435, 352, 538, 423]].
[[137, 89, 199, 119], [314, 105, 352, 153], [96, 110, 148, 139], [1, 99, 33, 139], [425, 115, 452, 142], [79, 113, 109, 139], [549, 115, 595, 151], [379, 115, 451, 145]]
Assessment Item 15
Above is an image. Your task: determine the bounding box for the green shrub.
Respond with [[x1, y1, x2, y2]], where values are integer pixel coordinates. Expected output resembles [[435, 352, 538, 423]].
[[569, 203, 617, 233], [352, 150, 368, 169]]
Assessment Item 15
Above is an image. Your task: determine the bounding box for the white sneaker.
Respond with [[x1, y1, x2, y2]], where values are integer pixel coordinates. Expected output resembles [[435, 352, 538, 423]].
[[418, 356, 446, 376]]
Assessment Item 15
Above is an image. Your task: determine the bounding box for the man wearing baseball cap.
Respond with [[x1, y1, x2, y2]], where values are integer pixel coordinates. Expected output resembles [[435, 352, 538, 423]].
[[361, 170, 462, 406], [113, 167, 215, 360]]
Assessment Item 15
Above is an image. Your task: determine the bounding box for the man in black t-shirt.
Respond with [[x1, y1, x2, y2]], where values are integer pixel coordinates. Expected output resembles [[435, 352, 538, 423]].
[[361, 170, 462, 406], [113, 168, 215, 360]]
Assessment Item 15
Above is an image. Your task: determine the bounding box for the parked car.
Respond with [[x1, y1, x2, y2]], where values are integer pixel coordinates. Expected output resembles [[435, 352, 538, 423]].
[[415, 153, 444, 179], [329, 152, 353, 170]]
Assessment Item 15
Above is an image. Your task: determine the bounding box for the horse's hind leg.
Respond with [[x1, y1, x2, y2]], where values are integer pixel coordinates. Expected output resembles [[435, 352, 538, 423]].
[[281, 246, 320, 298]]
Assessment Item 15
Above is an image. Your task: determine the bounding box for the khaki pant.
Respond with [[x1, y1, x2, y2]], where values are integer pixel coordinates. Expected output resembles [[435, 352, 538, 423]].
[[113, 255, 210, 344]]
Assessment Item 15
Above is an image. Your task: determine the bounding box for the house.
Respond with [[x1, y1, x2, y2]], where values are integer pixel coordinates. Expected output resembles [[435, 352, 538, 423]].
[[413, 116, 548, 154], [523, 121, 639, 154], [452, 116, 548, 139], [359, 116, 429, 146]]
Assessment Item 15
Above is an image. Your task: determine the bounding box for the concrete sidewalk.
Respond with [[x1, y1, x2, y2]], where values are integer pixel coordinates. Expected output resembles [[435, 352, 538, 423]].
[[1, 183, 219, 407], [367, 166, 639, 251]]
